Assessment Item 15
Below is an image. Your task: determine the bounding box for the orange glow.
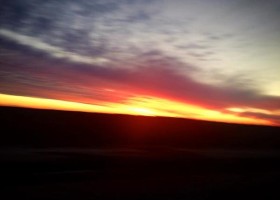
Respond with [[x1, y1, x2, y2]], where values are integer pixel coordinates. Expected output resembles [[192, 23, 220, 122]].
[[128, 107, 156, 116], [226, 107, 272, 114], [119, 96, 273, 125], [0, 93, 113, 113], [0, 93, 273, 126]]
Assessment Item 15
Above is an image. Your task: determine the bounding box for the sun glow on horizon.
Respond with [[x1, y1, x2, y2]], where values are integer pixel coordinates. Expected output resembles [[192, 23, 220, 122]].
[[0, 93, 275, 126], [128, 107, 156, 116]]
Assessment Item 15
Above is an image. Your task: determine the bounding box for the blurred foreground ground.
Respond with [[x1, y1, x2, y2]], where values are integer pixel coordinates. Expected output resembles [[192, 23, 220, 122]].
[[1, 147, 280, 200]]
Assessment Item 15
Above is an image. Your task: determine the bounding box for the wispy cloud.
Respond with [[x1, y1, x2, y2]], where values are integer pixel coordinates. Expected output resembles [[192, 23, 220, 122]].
[[0, 29, 108, 65], [1, 0, 280, 125]]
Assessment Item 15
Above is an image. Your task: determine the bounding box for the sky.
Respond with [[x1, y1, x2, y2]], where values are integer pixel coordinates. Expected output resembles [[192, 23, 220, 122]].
[[0, 0, 280, 126]]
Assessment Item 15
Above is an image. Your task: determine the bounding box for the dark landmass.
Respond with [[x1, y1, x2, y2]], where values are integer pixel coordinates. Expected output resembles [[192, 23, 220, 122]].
[[1, 106, 280, 149], [1, 106, 280, 200]]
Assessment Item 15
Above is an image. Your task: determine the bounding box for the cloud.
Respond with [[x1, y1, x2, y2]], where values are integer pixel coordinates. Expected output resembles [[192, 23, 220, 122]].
[[0, 29, 109, 65], [1, 32, 280, 112], [204, 32, 235, 41], [178, 44, 209, 50], [1, 0, 280, 124], [237, 112, 280, 126]]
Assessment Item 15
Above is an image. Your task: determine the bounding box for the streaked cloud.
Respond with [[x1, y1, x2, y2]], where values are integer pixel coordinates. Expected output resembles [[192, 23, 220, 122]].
[[1, 0, 280, 125], [0, 29, 108, 65]]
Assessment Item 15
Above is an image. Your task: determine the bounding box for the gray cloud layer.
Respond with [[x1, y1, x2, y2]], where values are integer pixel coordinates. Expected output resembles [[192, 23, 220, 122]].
[[1, 0, 280, 124]]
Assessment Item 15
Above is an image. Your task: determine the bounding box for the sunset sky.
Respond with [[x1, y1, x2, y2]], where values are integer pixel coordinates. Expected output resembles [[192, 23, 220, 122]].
[[0, 0, 280, 126]]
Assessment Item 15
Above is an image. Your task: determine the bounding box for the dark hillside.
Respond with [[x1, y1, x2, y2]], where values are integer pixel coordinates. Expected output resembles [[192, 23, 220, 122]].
[[1, 106, 280, 200], [1, 106, 279, 149]]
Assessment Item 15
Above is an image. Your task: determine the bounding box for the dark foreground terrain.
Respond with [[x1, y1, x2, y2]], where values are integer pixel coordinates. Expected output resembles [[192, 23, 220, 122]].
[[1, 106, 280, 200]]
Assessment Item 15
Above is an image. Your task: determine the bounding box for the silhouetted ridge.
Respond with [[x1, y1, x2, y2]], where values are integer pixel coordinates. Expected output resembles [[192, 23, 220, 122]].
[[1, 106, 280, 149]]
